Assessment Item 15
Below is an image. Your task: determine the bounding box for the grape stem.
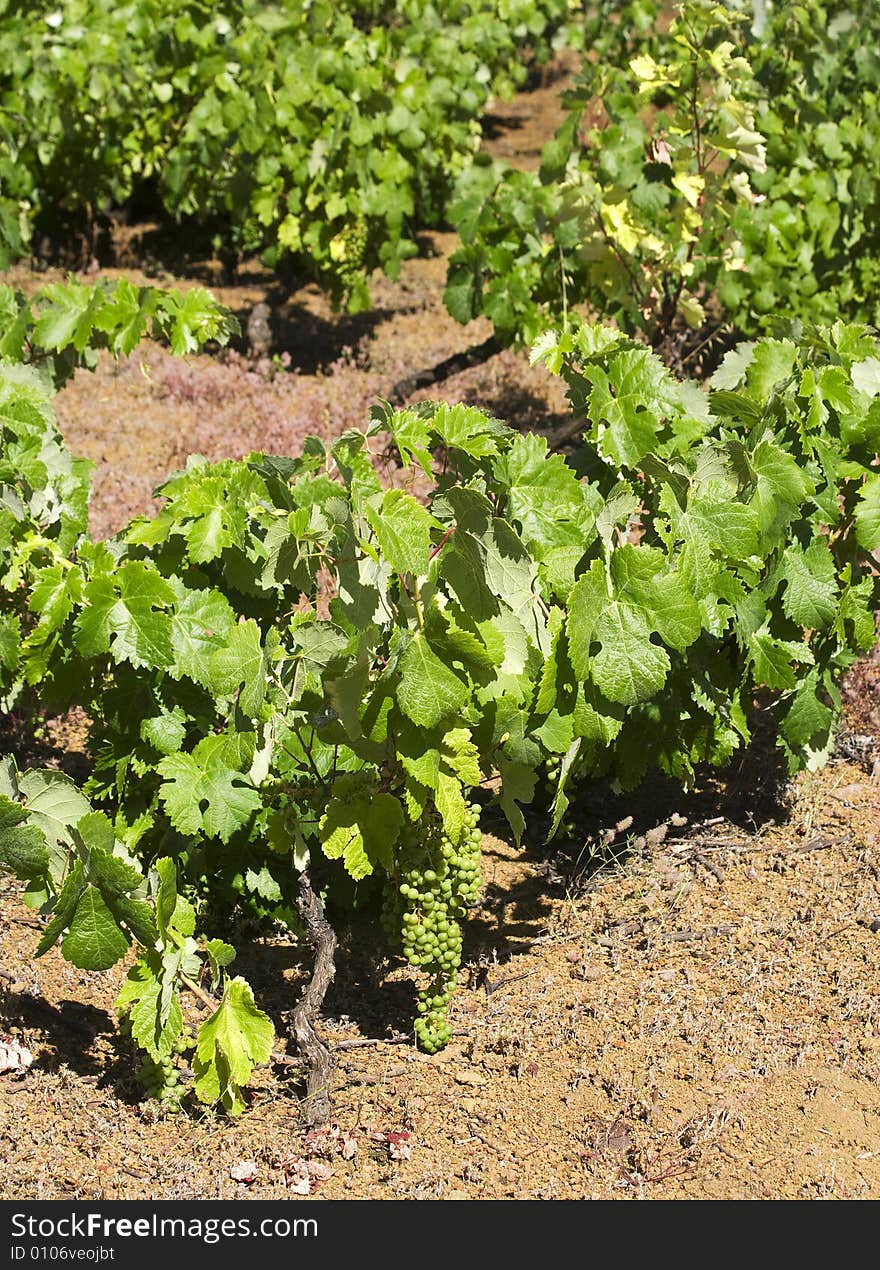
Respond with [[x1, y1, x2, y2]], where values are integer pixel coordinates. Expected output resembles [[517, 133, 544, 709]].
[[179, 972, 219, 1014], [291, 868, 338, 1127]]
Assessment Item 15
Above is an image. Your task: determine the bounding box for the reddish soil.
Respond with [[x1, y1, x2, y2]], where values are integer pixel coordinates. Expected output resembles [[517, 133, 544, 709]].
[[2, 55, 880, 1203]]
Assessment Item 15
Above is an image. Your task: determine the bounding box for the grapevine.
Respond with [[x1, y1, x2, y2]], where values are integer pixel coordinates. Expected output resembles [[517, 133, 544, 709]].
[[3, 276, 880, 1115], [446, 0, 880, 353]]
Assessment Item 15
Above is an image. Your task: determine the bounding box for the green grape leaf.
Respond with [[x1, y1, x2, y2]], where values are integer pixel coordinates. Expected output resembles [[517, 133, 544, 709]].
[[32, 281, 101, 354], [28, 563, 83, 630], [535, 708, 574, 754], [119, 959, 184, 1062], [481, 518, 544, 640], [209, 619, 267, 716], [18, 769, 91, 882], [611, 546, 701, 651], [152, 857, 196, 948], [387, 407, 433, 474], [0, 796, 49, 882], [205, 939, 236, 989], [320, 793, 403, 878], [193, 977, 274, 1116], [749, 629, 814, 691], [440, 486, 543, 634], [595, 483, 640, 551], [749, 439, 815, 532], [567, 559, 672, 705], [245, 866, 282, 902], [1, 745, 20, 802], [781, 671, 834, 753], [167, 581, 235, 687], [61, 886, 131, 971], [75, 811, 143, 896], [291, 622, 349, 680], [498, 433, 595, 556], [41, 822, 128, 960], [549, 738, 582, 840], [429, 403, 508, 459], [74, 561, 175, 670], [157, 742, 261, 843], [573, 682, 625, 745], [746, 339, 797, 398], [141, 707, 188, 756], [158, 287, 237, 357], [836, 577, 878, 650], [581, 348, 675, 467], [35, 862, 86, 958], [154, 463, 261, 562], [441, 727, 482, 787], [592, 603, 671, 705], [92, 278, 160, 357], [110, 896, 159, 951], [851, 358, 880, 398], [497, 757, 536, 845], [397, 632, 469, 729], [336, 549, 393, 628], [364, 489, 435, 577], [435, 771, 467, 846], [429, 611, 496, 678], [0, 614, 19, 675], [535, 608, 570, 715], [681, 498, 759, 561], [855, 475, 880, 551], [779, 541, 838, 629], [68, 812, 158, 949], [154, 857, 180, 941]]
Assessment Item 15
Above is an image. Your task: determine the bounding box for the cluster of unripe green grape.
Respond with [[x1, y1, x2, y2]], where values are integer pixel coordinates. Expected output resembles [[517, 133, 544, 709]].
[[548, 747, 596, 837], [541, 754, 576, 835], [332, 216, 369, 294], [137, 1049, 185, 1111], [382, 803, 482, 1054], [346, 766, 376, 790], [120, 1014, 189, 1110]]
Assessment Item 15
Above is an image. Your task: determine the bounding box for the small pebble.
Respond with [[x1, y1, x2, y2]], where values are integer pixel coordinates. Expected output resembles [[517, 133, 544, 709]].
[[229, 1160, 258, 1184]]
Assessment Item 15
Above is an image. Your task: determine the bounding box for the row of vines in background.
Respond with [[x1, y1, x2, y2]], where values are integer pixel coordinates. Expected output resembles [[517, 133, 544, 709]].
[[445, 0, 880, 359], [3, 2, 878, 355], [2, 278, 880, 1117], [0, 0, 579, 306]]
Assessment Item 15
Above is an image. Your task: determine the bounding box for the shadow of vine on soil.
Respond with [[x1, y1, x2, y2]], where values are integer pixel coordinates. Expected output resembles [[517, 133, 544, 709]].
[[0, 706, 798, 1114]]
